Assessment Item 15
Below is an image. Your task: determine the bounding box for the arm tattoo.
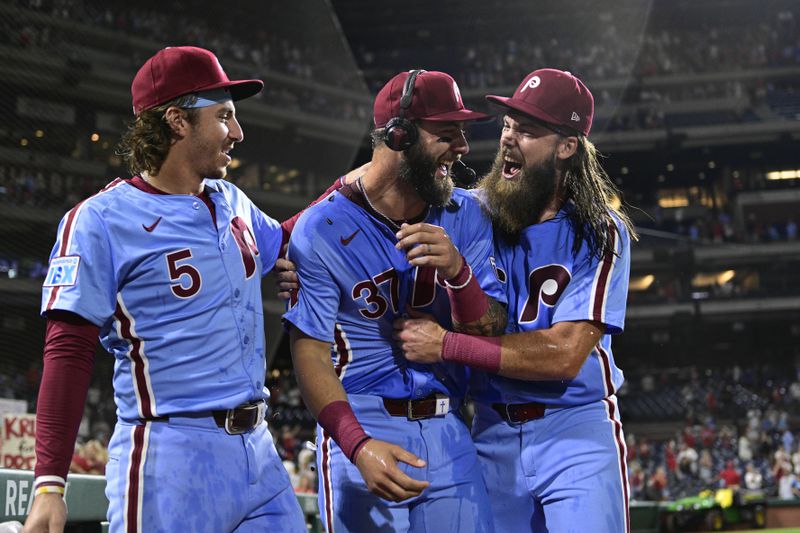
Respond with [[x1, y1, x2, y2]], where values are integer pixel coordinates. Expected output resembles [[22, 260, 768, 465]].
[[453, 298, 507, 337]]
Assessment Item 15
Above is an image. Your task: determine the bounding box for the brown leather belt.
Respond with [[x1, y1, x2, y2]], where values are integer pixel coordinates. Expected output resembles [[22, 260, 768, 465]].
[[151, 401, 266, 435], [492, 402, 547, 423], [383, 394, 452, 421], [211, 401, 266, 434]]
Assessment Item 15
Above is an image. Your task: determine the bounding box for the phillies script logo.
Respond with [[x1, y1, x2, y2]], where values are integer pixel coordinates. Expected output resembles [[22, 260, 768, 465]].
[[520, 75, 541, 92]]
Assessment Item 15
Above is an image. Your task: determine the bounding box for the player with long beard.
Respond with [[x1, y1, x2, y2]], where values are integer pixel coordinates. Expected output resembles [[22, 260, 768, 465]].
[[395, 69, 638, 532], [284, 70, 506, 532]]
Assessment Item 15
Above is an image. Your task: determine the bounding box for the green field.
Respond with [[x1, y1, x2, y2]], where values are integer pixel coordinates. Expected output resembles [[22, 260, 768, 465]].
[[699, 529, 800, 533]]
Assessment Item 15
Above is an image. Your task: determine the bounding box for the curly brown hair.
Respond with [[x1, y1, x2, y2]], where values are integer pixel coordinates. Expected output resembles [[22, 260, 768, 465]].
[[117, 95, 199, 176], [562, 136, 638, 260]]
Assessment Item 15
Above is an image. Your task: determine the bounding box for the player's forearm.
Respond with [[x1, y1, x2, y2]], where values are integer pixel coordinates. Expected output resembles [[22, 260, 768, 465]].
[[443, 320, 603, 381], [446, 258, 507, 336], [498, 327, 591, 380], [289, 327, 371, 463], [452, 297, 507, 337], [34, 315, 98, 490], [289, 329, 349, 416]]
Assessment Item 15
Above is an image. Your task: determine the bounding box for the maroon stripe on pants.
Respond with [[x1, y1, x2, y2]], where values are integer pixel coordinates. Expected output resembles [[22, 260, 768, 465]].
[[126, 425, 146, 533], [321, 431, 335, 532], [603, 398, 630, 533]]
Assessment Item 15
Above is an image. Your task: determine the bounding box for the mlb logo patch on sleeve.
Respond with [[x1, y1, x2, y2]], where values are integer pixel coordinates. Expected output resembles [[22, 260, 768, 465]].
[[44, 256, 81, 287]]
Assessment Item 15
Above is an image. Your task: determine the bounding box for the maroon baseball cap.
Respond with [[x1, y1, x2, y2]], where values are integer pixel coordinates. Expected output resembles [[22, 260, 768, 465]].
[[373, 70, 489, 127], [131, 46, 264, 115], [486, 68, 594, 136]]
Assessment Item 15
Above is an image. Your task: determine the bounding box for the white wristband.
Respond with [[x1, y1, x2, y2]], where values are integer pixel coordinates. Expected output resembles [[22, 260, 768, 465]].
[[444, 264, 473, 290]]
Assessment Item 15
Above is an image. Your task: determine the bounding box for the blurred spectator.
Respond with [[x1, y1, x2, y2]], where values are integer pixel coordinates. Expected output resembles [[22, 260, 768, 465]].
[[777, 463, 800, 500], [744, 463, 763, 491], [69, 440, 107, 475], [296, 448, 317, 494], [283, 460, 299, 490], [719, 460, 741, 488], [647, 466, 668, 501]]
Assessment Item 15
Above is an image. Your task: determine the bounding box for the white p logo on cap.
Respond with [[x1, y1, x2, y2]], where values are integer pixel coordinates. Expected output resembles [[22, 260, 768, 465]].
[[520, 75, 541, 92], [452, 81, 462, 104]]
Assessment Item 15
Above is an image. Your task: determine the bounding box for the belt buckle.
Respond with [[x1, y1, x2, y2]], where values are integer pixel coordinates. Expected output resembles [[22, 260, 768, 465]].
[[407, 400, 425, 421], [504, 403, 518, 424], [224, 401, 264, 435]]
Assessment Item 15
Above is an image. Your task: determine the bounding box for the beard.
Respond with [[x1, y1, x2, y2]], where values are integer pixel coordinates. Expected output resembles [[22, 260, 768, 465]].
[[398, 141, 454, 206], [480, 148, 558, 239]]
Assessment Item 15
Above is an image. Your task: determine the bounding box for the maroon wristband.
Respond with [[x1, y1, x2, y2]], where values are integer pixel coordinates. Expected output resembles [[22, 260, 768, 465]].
[[441, 332, 502, 373], [446, 257, 490, 324], [316, 400, 371, 463]]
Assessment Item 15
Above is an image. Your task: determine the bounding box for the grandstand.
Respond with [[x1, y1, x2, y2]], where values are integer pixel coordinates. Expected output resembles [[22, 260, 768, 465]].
[[0, 0, 799, 530]]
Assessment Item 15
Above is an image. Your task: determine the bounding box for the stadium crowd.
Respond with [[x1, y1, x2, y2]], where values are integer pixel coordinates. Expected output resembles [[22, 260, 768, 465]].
[[3, 361, 800, 500], [5, 0, 800, 124], [623, 364, 800, 500]]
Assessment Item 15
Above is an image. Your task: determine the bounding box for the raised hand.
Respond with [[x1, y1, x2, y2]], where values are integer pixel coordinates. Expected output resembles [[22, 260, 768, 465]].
[[395, 223, 463, 279]]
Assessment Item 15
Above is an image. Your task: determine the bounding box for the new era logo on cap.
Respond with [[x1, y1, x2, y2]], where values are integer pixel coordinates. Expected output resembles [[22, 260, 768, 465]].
[[373, 70, 489, 127], [485, 68, 594, 136]]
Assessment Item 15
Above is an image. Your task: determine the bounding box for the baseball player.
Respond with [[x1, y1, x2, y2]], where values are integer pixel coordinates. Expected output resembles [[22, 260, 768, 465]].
[[24, 46, 313, 533], [395, 69, 637, 532], [283, 70, 507, 532]]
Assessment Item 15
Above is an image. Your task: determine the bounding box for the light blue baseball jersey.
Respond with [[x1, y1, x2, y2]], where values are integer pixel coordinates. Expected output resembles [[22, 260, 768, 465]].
[[283, 186, 504, 400], [471, 203, 631, 406], [41, 177, 282, 421]]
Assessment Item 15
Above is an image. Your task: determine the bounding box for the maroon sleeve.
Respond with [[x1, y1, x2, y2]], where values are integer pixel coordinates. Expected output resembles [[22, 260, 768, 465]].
[[33, 311, 98, 485], [280, 176, 345, 250]]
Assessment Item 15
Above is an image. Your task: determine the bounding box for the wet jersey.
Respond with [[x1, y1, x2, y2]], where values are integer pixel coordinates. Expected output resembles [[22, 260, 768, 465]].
[[283, 187, 504, 400], [471, 203, 630, 406], [41, 177, 282, 421]]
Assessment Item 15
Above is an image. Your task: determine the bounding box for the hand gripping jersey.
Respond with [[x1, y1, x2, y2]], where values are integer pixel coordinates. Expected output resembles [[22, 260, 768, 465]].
[[471, 202, 631, 406], [284, 186, 502, 533], [41, 177, 282, 420], [283, 187, 505, 400]]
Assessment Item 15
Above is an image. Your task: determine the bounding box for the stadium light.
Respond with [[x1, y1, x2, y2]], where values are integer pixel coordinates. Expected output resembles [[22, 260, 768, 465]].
[[766, 170, 799, 180], [629, 274, 655, 291]]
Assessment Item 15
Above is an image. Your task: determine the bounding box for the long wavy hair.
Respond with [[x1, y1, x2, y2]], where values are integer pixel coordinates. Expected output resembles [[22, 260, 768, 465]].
[[562, 136, 638, 260], [117, 94, 199, 176]]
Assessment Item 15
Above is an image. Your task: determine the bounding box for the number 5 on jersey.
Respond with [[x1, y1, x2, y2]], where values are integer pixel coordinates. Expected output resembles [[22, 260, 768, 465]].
[[165, 217, 260, 299], [166, 249, 202, 298]]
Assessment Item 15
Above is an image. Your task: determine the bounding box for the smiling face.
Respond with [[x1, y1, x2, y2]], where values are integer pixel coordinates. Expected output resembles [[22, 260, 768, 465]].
[[398, 119, 469, 206], [481, 113, 566, 236], [184, 100, 243, 180]]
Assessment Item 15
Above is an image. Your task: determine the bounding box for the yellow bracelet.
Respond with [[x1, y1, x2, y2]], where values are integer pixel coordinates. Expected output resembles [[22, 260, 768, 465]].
[[34, 485, 65, 496]]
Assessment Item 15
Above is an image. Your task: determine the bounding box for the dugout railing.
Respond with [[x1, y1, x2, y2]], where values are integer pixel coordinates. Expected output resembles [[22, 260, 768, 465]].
[[5, 469, 799, 531], [0, 468, 323, 532]]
